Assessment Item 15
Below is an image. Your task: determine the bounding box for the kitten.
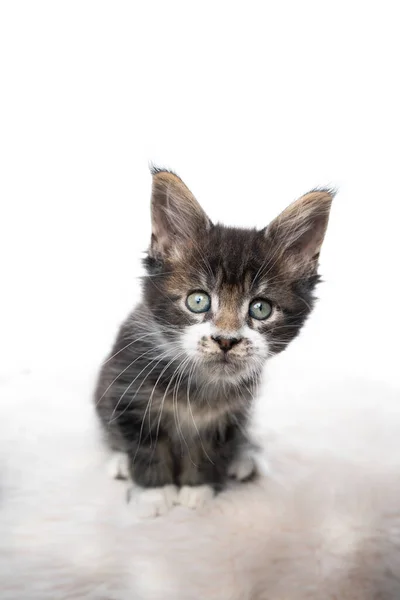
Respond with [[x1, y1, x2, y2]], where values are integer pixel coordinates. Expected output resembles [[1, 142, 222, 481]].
[[94, 168, 334, 516]]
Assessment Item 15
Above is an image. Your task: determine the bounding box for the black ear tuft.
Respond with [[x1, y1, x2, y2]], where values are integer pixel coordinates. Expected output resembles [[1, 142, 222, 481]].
[[308, 186, 338, 199], [149, 163, 180, 178]]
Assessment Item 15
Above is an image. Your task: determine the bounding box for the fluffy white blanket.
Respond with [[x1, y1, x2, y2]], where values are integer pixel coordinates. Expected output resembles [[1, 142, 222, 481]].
[[1, 348, 399, 599]]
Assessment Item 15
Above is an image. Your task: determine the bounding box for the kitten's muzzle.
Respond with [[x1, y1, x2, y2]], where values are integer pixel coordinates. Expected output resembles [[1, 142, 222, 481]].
[[211, 335, 242, 353]]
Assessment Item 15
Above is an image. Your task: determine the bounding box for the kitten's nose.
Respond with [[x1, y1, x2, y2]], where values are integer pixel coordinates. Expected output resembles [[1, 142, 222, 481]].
[[211, 336, 241, 352]]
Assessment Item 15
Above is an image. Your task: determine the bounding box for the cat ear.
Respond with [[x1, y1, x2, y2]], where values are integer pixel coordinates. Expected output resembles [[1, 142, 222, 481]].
[[264, 189, 335, 274], [149, 168, 212, 259]]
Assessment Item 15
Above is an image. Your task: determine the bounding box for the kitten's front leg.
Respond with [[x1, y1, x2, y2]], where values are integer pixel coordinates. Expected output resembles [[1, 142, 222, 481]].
[[104, 399, 179, 517], [177, 456, 216, 509], [128, 437, 178, 518], [177, 423, 249, 509]]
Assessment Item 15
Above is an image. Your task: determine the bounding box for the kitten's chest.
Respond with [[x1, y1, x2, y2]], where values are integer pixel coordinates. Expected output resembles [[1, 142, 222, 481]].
[[149, 386, 248, 434]]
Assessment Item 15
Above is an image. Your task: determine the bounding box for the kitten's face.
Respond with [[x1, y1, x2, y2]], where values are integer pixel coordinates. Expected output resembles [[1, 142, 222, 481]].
[[144, 169, 333, 385]]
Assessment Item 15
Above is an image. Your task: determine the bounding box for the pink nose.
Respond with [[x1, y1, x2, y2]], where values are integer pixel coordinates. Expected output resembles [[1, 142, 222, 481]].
[[211, 336, 241, 352]]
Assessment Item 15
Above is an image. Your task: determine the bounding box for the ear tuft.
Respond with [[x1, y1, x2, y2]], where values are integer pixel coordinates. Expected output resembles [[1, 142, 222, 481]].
[[149, 163, 179, 178]]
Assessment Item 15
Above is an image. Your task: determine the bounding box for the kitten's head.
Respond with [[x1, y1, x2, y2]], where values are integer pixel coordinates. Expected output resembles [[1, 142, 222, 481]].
[[143, 168, 334, 384]]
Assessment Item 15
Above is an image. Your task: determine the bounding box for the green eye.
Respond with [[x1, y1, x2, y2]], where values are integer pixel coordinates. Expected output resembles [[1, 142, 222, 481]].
[[186, 291, 211, 314], [249, 298, 273, 320]]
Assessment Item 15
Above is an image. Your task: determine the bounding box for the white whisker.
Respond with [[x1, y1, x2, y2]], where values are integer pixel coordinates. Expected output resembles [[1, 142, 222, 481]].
[[186, 359, 214, 465], [131, 350, 188, 466], [108, 347, 180, 424]]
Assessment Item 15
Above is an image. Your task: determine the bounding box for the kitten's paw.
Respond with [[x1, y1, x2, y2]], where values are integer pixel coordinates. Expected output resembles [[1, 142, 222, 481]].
[[107, 452, 130, 480], [228, 451, 256, 481], [129, 484, 179, 518], [178, 485, 215, 509]]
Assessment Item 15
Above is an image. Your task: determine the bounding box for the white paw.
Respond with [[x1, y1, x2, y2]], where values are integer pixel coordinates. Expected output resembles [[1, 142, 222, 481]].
[[129, 485, 179, 518], [178, 485, 215, 509], [228, 451, 256, 481], [107, 452, 130, 480]]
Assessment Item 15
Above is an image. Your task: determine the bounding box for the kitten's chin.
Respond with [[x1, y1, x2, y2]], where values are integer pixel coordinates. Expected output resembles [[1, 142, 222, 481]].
[[198, 354, 259, 382]]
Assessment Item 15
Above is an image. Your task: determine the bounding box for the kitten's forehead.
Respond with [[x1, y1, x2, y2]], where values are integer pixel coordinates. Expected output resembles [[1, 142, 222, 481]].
[[201, 226, 266, 289]]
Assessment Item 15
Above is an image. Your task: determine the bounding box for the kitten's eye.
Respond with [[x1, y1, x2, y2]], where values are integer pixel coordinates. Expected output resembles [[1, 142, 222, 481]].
[[186, 291, 211, 314], [249, 298, 272, 320]]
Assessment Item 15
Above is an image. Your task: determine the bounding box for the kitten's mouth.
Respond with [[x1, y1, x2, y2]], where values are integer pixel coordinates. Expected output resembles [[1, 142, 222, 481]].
[[217, 352, 231, 362], [208, 351, 241, 363], [201, 351, 250, 375]]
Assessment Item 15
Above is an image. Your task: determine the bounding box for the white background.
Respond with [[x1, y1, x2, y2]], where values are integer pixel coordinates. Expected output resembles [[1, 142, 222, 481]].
[[1, 1, 399, 399]]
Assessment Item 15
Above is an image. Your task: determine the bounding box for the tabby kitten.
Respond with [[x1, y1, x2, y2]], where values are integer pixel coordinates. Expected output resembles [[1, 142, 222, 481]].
[[95, 168, 334, 517]]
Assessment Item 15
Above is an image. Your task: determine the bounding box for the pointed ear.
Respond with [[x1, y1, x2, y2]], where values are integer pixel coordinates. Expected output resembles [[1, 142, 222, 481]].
[[149, 169, 212, 259], [264, 189, 335, 274]]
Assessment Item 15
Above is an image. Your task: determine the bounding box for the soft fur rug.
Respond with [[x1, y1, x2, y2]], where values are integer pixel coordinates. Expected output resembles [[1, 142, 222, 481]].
[[1, 347, 400, 600]]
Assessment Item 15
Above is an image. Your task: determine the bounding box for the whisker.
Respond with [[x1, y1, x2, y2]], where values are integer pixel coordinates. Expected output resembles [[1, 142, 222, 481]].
[[96, 338, 183, 407], [108, 346, 180, 423], [186, 358, 214, 465], [172, 356, 196, 465], [153, 354, 188, 447], [131, 350, 188, 466], [101, 331, 161, 365], [96, 347, 158, 407]]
